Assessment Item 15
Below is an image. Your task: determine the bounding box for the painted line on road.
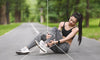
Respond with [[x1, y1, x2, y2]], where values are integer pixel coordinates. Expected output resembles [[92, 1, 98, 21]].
[[31, 23, 40, 34], [20, 23, 40, 60]]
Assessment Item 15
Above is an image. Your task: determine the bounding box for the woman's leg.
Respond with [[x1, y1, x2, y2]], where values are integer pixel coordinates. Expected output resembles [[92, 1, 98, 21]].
[[27, 33, 46, 49], [26, 27, 60, 50], [27, 27, 62, 50], [45, 27, 62, 43], [16, 33, 47, 55]]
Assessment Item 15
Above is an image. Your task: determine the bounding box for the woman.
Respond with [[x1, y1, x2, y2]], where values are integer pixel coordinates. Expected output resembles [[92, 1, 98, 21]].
[[16, 12, 83, 54]]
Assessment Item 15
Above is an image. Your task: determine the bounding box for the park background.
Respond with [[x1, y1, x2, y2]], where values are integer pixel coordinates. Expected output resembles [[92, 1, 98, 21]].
[[0, 0, 100, 41]]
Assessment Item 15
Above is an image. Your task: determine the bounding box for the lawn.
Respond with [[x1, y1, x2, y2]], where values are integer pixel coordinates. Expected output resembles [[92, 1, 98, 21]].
[[42, 18, 100, 41], [0, 23, 22, 36], [82, 18, 100, 40]]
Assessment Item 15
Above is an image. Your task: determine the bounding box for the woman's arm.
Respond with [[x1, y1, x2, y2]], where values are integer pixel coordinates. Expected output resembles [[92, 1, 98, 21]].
[[53, 27, 79, 44], [58, 22, 64, 31], [47, 22, 79, 46], [60, 27, 79, 43]]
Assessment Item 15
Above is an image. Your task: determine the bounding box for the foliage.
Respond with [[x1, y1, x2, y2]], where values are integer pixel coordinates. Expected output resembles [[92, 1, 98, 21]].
[[0, 0, 100, 23]]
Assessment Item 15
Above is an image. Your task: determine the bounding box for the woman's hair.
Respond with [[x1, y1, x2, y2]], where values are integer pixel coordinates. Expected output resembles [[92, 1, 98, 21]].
[[72, 12, 83, 45]]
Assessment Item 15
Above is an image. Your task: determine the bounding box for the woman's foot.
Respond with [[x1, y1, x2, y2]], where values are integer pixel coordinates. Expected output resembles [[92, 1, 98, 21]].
[[16, 47, 30, 55], [35, 40, 48, 53]]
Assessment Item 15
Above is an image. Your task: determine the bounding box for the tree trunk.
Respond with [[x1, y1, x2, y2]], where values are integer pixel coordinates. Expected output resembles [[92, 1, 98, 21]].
[[15, 1, 21, 23], [66, 0, 69, 20], [85, 0, 89, 27], [99, 21, 100, 27], [6, 1, 10, 24], [43, 14, 46, 22], [56, 10, 60, 22], [40, 8, 44, 23], [0, 4, 7, 25], [15, 9, 21, 23], [75, 0, 80, 12]]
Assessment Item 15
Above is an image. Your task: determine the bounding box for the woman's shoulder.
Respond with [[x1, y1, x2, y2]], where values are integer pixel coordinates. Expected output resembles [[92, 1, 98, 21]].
[[58, 22, 64, 28], [59, 22, 64, 26], [72, 26, 79, 32]]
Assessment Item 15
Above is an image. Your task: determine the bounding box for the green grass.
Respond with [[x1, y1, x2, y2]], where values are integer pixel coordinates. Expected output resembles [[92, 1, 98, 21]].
[[0, 23, 22, 36], [42, 18, 100, 40], [82, 18, 100, 40]]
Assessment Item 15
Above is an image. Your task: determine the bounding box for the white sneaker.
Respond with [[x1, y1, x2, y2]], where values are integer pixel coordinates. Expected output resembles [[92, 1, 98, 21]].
[[16, 47, 30, 55], [35, 40, 48, 53]]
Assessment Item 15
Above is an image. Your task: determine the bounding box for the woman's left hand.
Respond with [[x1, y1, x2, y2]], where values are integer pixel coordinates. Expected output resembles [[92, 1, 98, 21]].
[[47, 40, 57, 47], [46, 34, 52, 39]]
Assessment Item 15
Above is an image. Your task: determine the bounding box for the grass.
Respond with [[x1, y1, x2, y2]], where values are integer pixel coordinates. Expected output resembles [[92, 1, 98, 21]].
[[42, 18, 100, 41], [0, 23, 22, 36], [82, 18, 100, 40]]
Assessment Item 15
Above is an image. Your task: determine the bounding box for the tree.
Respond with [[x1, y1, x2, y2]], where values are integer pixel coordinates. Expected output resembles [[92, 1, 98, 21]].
[[74, 0, 80, 12], [99, 21, 100, 27], [85, 0, 89, 27], [0, 0, 7, 24], [66, 0, 70, 20], [6, 0, 10, 24], [36, 0, 47, 23], [14, 0, 21, 23]]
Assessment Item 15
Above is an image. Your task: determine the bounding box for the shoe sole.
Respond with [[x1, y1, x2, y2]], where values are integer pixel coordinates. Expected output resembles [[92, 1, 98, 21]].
[[35, 40, 46, 52], [16, 51, 29, 55]]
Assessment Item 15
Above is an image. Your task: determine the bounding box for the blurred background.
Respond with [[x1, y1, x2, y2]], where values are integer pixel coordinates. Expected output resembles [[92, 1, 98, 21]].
[[0, 0, 100, 41]]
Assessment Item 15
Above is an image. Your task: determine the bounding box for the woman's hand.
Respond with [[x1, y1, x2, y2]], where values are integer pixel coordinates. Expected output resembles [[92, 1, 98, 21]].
[[47, 40, 54, 47], [46, 34, 52, 39], [47, 40, 58, 47]]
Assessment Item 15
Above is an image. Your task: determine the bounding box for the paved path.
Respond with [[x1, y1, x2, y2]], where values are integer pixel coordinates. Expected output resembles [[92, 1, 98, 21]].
[[0, 23, 100, 60]]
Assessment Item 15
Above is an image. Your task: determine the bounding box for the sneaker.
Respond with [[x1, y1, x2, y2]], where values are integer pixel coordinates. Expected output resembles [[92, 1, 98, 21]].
[[35, 40, 48, 53], [16, 47, 30, 55]]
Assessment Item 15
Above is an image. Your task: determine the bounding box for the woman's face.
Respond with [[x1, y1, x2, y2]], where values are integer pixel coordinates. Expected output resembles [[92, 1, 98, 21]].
[[69, 16, 77, 26]]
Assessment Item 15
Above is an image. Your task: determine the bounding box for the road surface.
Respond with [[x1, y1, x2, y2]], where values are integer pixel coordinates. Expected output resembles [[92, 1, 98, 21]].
[[0, 23, 100, 60]]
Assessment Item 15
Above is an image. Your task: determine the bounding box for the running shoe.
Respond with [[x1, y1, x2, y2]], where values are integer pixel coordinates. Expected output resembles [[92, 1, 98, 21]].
[[35, 40, 48, 53], [16, 47, 30, 55]]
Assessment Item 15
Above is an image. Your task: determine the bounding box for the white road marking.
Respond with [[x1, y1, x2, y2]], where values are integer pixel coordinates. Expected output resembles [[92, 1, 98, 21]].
[[20, 23, 39, 60], [31, 23, 39, 34], [20, 55, 28, 60]]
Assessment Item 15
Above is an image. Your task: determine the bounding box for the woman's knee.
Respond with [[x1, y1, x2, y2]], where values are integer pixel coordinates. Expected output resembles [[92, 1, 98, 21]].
[[41, 34, 46, 41], [52, 27, 58, 31]]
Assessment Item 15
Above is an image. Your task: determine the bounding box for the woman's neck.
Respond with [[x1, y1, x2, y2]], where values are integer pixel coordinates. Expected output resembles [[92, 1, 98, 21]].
[[68, 22, 76, 27]]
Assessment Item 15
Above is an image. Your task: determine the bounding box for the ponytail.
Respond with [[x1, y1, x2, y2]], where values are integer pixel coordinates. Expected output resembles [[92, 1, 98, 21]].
[[78, 14, 83, 45], [72, 12, 83, 45]]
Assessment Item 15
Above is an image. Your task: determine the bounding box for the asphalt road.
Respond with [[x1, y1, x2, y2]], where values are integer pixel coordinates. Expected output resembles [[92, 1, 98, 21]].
[[0, 23, 100, 60]]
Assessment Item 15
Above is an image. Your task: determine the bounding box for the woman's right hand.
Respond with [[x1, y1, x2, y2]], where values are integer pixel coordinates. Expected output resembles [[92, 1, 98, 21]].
[[46, 33, 52, 39]]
